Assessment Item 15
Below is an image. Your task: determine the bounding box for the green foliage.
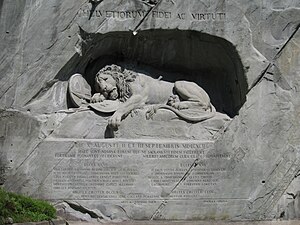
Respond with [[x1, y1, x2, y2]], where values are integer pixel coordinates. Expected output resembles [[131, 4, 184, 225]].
[[0, 188, 56, 223]]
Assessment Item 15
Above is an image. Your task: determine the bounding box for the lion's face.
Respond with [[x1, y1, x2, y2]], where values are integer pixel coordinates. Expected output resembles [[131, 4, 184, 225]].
[[96, 73, 119, 100]]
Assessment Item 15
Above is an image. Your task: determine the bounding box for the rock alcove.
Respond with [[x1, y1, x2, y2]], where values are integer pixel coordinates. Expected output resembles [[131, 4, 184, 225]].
[[67, 29, 248, 117]]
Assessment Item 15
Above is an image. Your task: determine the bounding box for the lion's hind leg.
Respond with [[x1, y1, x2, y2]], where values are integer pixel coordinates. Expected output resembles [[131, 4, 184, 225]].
[[173, 81, 211, 111]]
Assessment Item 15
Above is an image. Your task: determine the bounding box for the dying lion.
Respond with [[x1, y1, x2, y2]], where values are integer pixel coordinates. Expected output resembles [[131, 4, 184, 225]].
[[91, 65, 215, 128]]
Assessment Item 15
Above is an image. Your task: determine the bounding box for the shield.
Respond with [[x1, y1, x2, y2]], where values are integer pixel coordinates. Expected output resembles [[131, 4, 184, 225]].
[[68, 74, 92, 107]]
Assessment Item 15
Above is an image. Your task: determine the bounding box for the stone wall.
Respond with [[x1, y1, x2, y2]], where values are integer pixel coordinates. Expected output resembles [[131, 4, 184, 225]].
[[0, 0, 300, 221]]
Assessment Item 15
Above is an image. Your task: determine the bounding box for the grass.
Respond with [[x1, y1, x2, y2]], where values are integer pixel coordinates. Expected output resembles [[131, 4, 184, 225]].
[[0, 188, 56, 224]]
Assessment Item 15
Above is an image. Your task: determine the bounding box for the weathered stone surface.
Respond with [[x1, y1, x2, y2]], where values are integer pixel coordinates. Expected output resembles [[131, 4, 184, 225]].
[[63, 221, 300, 225], [0, 0, 300, 222]]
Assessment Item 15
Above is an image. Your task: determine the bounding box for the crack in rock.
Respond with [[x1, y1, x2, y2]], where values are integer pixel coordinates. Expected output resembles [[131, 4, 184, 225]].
[[64, 200, 106, 219], [88, 0, 103, 20], [150, 158, 199, 220], [132, 0, 163, 35], [249, 24, 300, 92], [58, 200, 129, 222]]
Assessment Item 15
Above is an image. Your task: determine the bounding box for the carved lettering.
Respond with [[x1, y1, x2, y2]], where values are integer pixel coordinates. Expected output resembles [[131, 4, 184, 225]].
[[152, 11, 172, 19], [51, 140, 230, 201], [191, 12, 226, 21], [177, 13, 186, 20], [78, 8, 225, 22], [79, 9, 148, 19]]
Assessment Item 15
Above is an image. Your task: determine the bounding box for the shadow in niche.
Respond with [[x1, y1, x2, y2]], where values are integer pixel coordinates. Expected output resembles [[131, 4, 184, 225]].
[[64, 29, 247, 117]]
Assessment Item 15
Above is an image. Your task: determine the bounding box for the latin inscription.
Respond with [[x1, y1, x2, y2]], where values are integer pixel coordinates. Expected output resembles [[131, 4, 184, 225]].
[[52, 140, 230, 201], [78, 8, 226, 21]]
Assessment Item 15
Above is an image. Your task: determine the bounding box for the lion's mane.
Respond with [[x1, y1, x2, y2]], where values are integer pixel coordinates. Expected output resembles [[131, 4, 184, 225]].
[[95, 64, 137, 102]]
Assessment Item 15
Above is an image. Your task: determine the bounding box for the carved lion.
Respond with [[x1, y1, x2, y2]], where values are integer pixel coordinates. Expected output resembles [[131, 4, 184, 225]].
[[91, 64, 216, 128]]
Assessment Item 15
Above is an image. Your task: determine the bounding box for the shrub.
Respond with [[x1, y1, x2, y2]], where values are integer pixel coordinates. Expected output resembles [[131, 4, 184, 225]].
[[0, 188, 56, 223]]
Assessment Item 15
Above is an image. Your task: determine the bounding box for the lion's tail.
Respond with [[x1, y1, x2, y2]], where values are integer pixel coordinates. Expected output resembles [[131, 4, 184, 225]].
[[158, 104, 215, 122]]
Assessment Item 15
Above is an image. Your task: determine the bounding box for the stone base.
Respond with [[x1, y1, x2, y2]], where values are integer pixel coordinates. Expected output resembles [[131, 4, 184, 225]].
[[65, 220, 300, 225], [4, 137, 245, 220], [2, 109, 300, 221], [49, 109, 231, 140]]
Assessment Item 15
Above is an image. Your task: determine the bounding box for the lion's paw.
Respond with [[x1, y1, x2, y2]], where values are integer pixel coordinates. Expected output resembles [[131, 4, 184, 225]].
[[167, 95, 180, 106], [145, 106, 157, 120], [108, 112, 122, 129], [130, 109, 139, 117], [91, 93, 105, 103]]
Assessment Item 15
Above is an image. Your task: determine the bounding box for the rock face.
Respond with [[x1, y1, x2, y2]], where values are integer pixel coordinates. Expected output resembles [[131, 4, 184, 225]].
[[1, 0, 300, 221]]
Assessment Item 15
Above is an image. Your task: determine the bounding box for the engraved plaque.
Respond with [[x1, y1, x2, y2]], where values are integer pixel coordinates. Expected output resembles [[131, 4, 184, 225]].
[[28, 139, 251, 219]]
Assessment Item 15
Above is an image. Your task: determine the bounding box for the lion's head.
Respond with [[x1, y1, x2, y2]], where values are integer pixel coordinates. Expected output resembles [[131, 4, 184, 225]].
[[95, 64, 137, 102]]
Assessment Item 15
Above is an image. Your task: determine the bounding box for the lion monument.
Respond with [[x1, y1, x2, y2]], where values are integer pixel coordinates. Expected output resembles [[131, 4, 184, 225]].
[[88, 64, 216, 128]]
